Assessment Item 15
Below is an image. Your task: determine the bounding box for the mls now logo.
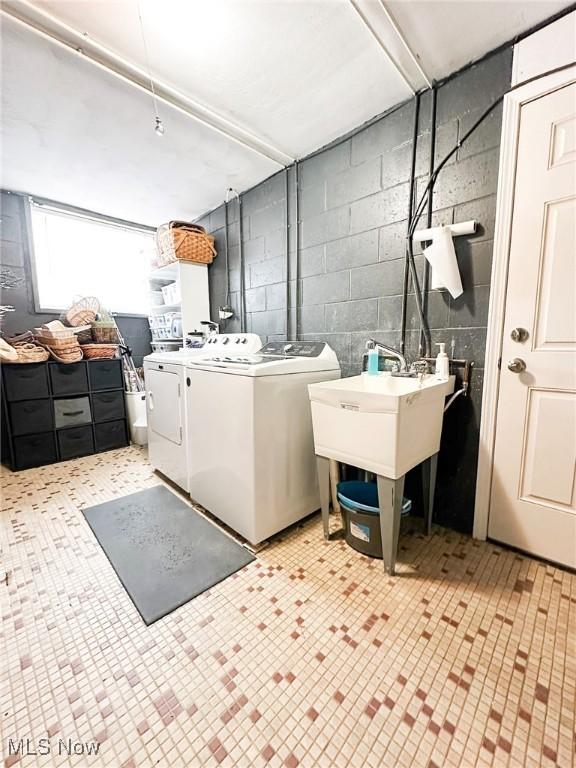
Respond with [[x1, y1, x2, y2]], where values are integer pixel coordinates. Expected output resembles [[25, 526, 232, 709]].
[[8, 738, 101, 757]]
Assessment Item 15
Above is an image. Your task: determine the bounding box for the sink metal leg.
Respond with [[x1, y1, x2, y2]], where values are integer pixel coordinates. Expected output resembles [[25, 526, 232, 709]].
[[316, 455, 331, 540], [377, 474, 405, 575], [422, 453, 438, 536]]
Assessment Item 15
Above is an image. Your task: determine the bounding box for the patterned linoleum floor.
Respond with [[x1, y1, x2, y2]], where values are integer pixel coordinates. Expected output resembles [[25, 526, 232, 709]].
[[1, 447, 575, 768]]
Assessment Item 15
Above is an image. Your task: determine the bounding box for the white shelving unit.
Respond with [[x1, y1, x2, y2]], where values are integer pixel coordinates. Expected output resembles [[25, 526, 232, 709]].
[[148, 260, 210, 350]]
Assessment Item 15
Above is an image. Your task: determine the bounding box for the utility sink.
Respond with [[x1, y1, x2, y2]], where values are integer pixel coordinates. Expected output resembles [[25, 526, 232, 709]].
[[308, 373, 455, 479]]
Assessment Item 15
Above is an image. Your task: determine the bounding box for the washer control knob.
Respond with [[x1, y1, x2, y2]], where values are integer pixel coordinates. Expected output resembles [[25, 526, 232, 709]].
[[241, 338, 248, 344], [235, 337, 241, 343], [283, 343, 294, 352], [222, 337, 230, 344]]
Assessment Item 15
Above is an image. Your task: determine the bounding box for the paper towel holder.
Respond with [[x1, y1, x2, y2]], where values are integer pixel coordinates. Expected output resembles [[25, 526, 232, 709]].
[[412, 220, 477, 245]]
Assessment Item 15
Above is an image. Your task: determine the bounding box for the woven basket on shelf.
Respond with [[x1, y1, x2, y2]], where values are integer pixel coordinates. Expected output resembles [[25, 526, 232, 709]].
[[80, 344, 118, 360], [11, 342, 50, 364], [155, 221, 216, 267], [45, 346, 83, 364], [91, 322, 119, 343], [63, 296, 100, 327]]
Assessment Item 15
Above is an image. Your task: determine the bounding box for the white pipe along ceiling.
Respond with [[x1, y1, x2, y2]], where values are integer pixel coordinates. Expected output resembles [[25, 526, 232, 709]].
[[1, 0, 572, 226]]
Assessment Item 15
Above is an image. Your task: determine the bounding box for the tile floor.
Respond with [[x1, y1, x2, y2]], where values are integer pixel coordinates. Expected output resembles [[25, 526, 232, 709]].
[[1, 447, 575, 768]]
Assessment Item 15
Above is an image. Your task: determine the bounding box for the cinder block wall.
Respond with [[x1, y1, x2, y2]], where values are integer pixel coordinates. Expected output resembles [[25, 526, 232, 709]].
[[202, 48, 513, 533]]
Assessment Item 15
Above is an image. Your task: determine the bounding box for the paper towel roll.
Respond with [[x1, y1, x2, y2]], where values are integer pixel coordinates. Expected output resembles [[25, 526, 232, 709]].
[[423, 226, 463, 299]]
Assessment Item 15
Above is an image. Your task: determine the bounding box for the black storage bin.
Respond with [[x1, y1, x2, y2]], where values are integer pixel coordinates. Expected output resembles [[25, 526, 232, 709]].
[[94, 420, 128, 452], [88, 360, 123, 391], [49, 362, 89, 396], [13, 432, 57, 470], [58, 426, 95, 460], [9, 399, 53, 437], [3, 363, 50, 401], [54, 396, 92, 428], [2, 360, 130, 470], [92, 390, 125, 422]]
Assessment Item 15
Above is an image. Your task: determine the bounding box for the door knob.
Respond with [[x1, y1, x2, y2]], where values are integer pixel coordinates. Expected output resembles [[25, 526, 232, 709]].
[[510, 327, 529, 342], [507, 358, 526, 373]]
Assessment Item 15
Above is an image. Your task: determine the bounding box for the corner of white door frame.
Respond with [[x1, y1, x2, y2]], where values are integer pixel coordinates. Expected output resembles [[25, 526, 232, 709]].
[[473, 64, 576, 541]]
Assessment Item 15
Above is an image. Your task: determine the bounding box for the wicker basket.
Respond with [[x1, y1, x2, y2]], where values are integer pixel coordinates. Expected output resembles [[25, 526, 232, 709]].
[[45, 346, 83, 364], [80, 344, 118, 360], [155, 221, 216, 267], [63, 296, 100, 327], [35, 334, 79, 351], [12, 342, 50, 364], [91, 322, 119, 344]]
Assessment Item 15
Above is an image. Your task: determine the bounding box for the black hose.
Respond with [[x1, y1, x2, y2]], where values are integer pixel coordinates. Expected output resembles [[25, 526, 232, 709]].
[[400, 93, 420, 354], [419, 86, 437, 357], [285, 167, 290, 340], [294, 160, 300, 341]]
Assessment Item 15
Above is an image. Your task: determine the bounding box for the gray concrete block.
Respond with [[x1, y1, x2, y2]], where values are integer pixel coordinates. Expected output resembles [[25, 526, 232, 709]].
[[249, 309, 286, 336], [433, 149, 500, 211], [0, 215, 22, 244], [299, 244, 325, 278], [250, 256, 286, 288], [415, 118, 459, 177], [0, 191, 23, 219], [459, 101, 503, 161], [325, 299, 378, 332], [350, 183, 410, 234], [406, 290, 450, 330], [302, 270, 350, 306], [245, 286, 266, 312], [455, 195, 497, 243], [242, 173, 286, 215], [227, 217, 250, 247], [326, 156, 381, 210], [300, 205, 350, 249], [456, 239, 494, 288], [0, 239, 25, 267], [265, 282, 287, 311], [377, 295, 404, 331], [229, 269, 240, 292], [299, 142, 351, 188], [379, 220, 408, 262], [351, 101, 413, 165], [351, 258, 405, 300], [209, 205, 226, 232], [302, 332, 350, 365], [300, 182, 326, 218], [264, 227, 287, 260], [449, 284, 490, 327], [436, 48, 512, 125], [250, 202, 284, 239], [299, 305, 326, 334], [325, 230, 378, 272], [243, 237, 266, 264], [381, 143, 411, 190]]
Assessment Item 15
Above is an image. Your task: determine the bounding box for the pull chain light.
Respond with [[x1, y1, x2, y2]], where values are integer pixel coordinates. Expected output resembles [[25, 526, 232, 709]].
[[137, 0, 164, 136]]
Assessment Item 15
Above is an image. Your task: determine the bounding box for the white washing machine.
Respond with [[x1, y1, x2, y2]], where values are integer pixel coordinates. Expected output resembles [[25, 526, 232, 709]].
[[186, 341, 341, 544], [144, 333, 261, 491]]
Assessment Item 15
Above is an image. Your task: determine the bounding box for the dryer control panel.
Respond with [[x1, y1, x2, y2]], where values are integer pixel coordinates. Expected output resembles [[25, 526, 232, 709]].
[[261, 341, 327, 358]]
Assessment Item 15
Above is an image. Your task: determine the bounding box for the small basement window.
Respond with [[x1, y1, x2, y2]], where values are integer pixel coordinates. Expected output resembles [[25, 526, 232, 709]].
[[29, 199, 155, 315]]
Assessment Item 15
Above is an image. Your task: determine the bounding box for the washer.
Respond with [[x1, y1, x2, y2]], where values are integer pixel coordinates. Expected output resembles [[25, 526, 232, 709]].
[[185, 341, 341, 544], [144, 333, 261, 491]]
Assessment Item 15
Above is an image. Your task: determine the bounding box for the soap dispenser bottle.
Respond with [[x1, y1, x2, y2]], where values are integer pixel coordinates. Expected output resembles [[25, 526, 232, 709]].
[[435, 342, 449, 380], [366, 341, 379, 375]]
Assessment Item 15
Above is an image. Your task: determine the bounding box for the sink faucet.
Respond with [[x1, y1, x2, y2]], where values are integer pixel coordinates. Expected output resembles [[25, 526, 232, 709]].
[[365, 339, 408, 372]]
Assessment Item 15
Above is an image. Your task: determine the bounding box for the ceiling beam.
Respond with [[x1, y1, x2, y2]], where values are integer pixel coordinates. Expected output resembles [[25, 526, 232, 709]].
[[348, 0, 431, 93], [1, 0, 294, 168]]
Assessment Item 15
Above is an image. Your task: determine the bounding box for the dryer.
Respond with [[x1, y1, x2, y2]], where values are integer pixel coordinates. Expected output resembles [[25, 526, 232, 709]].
[[144, 333, 261, 490], [185, 341, 341, 544]]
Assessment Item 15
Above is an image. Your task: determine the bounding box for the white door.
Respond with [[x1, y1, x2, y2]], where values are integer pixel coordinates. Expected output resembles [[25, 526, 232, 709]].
[[146, 369, 182, 445], [488, 83, 576, 568]]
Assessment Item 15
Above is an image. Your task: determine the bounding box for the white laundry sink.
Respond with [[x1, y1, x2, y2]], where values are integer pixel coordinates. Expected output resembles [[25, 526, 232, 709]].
[[308, 373, 455, 479]]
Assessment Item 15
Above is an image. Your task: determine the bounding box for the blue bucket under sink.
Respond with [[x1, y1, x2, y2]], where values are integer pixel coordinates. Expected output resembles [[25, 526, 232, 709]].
[[337, 481, 412, 558]]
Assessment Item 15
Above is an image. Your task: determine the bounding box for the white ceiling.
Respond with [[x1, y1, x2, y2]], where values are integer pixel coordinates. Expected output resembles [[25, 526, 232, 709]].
[[1, 0, 572, 226]]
